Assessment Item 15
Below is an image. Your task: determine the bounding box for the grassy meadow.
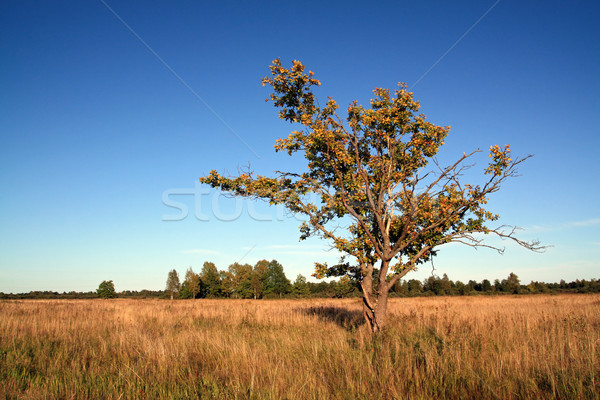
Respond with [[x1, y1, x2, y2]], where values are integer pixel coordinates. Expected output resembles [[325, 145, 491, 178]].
[[1, 294, 598, 399]]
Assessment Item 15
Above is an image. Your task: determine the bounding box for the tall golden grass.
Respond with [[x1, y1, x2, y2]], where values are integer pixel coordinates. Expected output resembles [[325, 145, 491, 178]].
[[1, 294, 598, 399]]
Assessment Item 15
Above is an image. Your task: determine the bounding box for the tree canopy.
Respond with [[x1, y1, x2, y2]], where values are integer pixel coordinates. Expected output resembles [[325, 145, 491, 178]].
[[97, 280, 116, 299], [201, 261, 222, 298], [165, 269, 180, 300], [200, 59, 543, 332]]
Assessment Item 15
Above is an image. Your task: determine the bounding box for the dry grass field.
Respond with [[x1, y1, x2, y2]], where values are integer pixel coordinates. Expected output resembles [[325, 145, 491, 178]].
[[1, 294, 598, 399]]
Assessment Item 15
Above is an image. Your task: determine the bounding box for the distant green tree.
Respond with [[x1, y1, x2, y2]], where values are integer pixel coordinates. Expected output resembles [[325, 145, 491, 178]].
[[466, 280, 477, 293], [293, 274, 311, 297], [424, 276, 444, 295], [165, 269, 180, 300], [440, 274, 452, 295], [559, 279, 567, 289], [407, 279, 423, 296], [179, 281, 192, 299], [481, 279, 492, 292], [506, 272, 521, 294], [575, 279, 590, 293], [308, 281, 334, 297], [229, 262, 254, 299], [220, 270, 235, 298], [184, 267, 202, 299], [536, 281, 550, 292], [201, 262, 222, 297], [264, 260, 291, 298], [251, 260, 270, 299], [493, 279, 501, 292], [97, 280, 116, 299], [334, 276, 357, 298], [393, 279, 408, 296]]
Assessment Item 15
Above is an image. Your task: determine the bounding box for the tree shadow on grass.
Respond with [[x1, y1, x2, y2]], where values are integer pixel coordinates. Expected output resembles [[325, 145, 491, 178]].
[[301, 306, 364, 331]]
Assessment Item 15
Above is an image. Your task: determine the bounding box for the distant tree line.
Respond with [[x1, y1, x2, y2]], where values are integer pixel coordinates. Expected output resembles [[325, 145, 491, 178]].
[[163, 263, 600, 300], [0, 289, 166, 300], [1, 262, 598, 300], [392, 273, 600, 296]]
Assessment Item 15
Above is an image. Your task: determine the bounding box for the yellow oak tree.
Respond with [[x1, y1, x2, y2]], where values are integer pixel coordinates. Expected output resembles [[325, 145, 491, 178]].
[[201, 59, 542, 333]]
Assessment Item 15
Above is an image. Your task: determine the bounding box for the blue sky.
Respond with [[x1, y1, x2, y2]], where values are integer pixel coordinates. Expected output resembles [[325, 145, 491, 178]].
[[1, 1, 598, 293]]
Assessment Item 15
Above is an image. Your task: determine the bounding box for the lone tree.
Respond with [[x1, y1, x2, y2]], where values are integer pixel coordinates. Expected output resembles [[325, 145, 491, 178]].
[[97, 280, 116, 299], [165, 269, 180, 300], [201, 59, 542, 333]]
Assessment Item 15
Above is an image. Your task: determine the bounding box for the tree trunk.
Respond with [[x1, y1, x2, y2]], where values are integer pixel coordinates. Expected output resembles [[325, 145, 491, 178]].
[[373, 290, 389, 332], [361, 284, 390, 334]]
